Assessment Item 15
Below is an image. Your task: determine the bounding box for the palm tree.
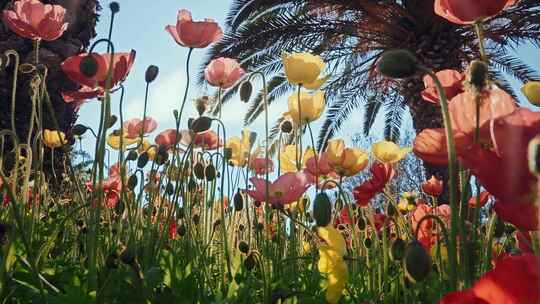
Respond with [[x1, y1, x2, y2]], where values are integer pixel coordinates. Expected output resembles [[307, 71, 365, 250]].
[[0, 0, 101, 181], [201, 0, 540, 188]]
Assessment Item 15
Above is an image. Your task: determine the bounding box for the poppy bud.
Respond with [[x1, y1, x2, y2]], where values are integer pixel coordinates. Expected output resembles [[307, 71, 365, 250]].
[[0, 223, 10, 245], [403, 240, 432, 283], [313, 192, 332, 227], [177, 224, 186, 237], [377, 49, 420, 79], [165, 182, 174, 195], [280, 120, 293, 133], [390, 238, 406, 261], [238, 241, 249, 254], [244, 253, 256, 271], [190, 116, 212, 133], [137, 152, 149, 168], [79, 55, 98, 77], [239, 81, 253, 103], [528, 134, 540, 175], [155, 145, 169, 165], [255, 222, 264, 231], [357, 217, 366, 230], [106, 252, 119, 269], [387, 204, 397, 217], [145, 65, 159, 83], [254, 201, 261, 208], [467, 60, 488, 91], [238, 224, 245, 231], [187, 178, 197, 192], [193, 162, 205, 179], [205, 164, 216, 181], [233, 192, 244, 211], [109, 2, 120, 13], [364, 238, 372, 248], [494, 218, 506, 238], [107, 115, 117, 129], [224, 148, 233, 161], [192, 214, 200, 225], [126, 150, 138, 161], [127, 175, 138, 190], [72, 124, 88, 136], [176, 207, 184, 219], [120, 247, 135, 265]]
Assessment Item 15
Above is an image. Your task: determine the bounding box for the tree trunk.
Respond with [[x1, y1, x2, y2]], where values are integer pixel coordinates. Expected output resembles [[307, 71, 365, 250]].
[[0, 0, 100, 186]]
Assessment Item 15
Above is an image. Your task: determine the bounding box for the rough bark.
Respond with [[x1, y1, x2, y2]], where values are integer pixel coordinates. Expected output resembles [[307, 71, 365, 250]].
[[0, 0, 100, 184]]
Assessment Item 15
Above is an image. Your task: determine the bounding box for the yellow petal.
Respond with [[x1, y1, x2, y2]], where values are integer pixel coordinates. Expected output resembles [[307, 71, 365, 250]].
[[282, 52, 325, 85], [372, 140, 411, 164], [43, 129, 66, 149], [341, 148, 368, 176], [287, 90, 325, 125], [107, 132, 139, 150], [326, 139, 345, 167], [522, 81, 540, 105], [317, 225, 346, 255], [303, 75, 330, 90]]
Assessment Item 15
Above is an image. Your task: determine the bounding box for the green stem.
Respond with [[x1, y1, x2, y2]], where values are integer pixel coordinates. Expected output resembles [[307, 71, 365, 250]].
[[474, 22, 488, 63]]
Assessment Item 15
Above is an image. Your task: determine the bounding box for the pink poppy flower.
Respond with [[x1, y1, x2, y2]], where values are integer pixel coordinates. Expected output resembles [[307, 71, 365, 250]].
[[204, 57, 245, 89], [165, 9, 222, 48], [434, 0, 515, 25], [304, 152, 339, 188], [246, 172, 310, 205], [123, 117, 158, 139], [249, 157, 274, 175], [421, 70, 464, 105], [3, 0, 68, 41]]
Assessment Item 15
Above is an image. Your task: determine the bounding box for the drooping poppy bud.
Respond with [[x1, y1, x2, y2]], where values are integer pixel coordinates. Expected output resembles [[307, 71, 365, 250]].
[[233, 192, 244, 211], [190, 116, 213, 133], [390, 238, 406, 261], [145, 65, 159, 83], [377, 50, 420, 79], [205, 164, 216, 181], [193, 162, 205, 179], [313, 192, 332, 227], [109, 2, 120, 13], [238, 241, 249, 254], [403, 240, 432, 283], [72, 124, 88, 136], [240, 81, 253, 103]]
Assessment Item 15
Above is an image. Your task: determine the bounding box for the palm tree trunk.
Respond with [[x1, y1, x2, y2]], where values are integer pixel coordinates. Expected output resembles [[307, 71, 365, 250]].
[[0, 0, 100, 186]]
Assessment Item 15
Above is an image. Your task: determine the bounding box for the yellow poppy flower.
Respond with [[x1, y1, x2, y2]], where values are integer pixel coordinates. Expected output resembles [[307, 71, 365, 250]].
[[279, 144, 315, 173], [138, 139, 157, 160], [106, 131, 139, 150], [318, 244, 348, 304], [282, 52, 327, 87], [522, 81, 540, 105], [284, 91, 325, 125], [43, 129, 66, 149], [226, 129, 252, 167], [317, 225, 346, 255], [325, 139, 368, 177], [326, 271, 348, 304], [398, 198, 415, 212], [372, 140, 411, 164]]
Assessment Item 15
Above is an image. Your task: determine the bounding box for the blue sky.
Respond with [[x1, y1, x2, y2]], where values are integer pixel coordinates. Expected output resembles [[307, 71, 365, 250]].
[[76, 0, 540, 157]]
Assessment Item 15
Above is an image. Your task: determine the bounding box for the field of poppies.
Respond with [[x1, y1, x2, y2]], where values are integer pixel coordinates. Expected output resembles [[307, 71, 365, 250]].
[[0, 0, 539, 303]]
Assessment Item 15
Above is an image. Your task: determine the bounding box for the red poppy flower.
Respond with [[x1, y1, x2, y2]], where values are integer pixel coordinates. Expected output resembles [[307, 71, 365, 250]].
[[61, 51, 136, 101], [352, 162, 394, 207], [468, 191, 490, 208], [155, 129, 182, 150], [193, 130, 221, 150], [493, 201, 538, 231], [412, 204, 451, 250], [473, 253, 540, 304], [422, 175, 444, 196], [434, 0, 515, 25], [168, 221, 177, 240], [165, 9, 222, 48], [123, 117, 158, 139], [3, 0, 68, 41], [440, 290, 488, 304], [421, 70, 464, 105]]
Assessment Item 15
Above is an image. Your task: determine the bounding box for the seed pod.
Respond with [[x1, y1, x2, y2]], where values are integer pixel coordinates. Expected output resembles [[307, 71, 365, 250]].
[[233, 192, 244, 211], [165, 182, 174, 195], [364, 238, 372, 248], [126, 150, 138, 161], [193, 162, 205, 179], [390, 238, 406, 261], [239, 81, 253, 103], [238, 241, 249, 254], [109, 1, 120, 13], [137, 152, 149, 168], [120, 247, 135, 265], [177, 224, 186, 237], [357, 217, 366, 230], [244, 253, 256, 271], [387, 204, 397, 217], [313, 192, 332, 227], [72, 124, 88, 136], [280, 120, 293, 133], [377, 49, 420, 79], [467, 60, 488, 91], [187, 178, 197, 192], [494, 218, 506, 238], [127, 175, 138, 190], [205, 164, 216, 181], [145, 65, 159, 83], [79, 55, 98, 77], [190, 116, 212, 133], [155, 146, 169, 165], [105, 252, 119, 269], [192, 214, 200, 225], [403, 240, 432, 283]]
